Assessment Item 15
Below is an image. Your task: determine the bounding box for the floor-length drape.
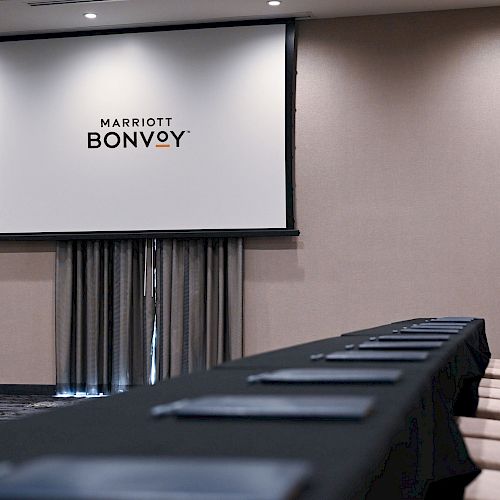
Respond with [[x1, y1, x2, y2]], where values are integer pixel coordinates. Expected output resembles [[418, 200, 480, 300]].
[[156, 238, 243, 380], [55, 240, 154, 395], [55, 238, 243, 395]]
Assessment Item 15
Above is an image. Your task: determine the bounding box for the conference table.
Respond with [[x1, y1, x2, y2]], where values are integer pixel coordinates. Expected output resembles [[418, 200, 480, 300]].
[[0, 318, 490, 499]]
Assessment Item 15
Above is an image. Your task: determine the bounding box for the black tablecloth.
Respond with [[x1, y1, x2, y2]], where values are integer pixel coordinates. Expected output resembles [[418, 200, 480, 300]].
[[0, 318, 490, 499]]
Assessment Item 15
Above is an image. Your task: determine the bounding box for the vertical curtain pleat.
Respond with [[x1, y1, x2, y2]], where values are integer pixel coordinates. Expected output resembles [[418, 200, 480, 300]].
[[101, 243, 110, 391], [55, 243, 74, 395], [226, 238, 244, 360], [188, 240, 206, 372], [170, 241, 186, 377], [112, 240, 132, 393], [74, 242, 84, 392], [56, 237, 243, 394], [157, 240, 173, 382], [130, 240, 146, 386], [85, 241, 100, 395], [206, 239, 225, 367], [143, 240, 155, 384]]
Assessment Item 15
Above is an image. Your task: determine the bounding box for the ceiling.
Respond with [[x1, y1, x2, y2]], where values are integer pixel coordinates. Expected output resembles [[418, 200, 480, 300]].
[[1, 0, 500, 36]]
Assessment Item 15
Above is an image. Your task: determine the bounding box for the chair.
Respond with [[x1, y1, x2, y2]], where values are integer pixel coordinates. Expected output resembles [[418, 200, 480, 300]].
[[464, 437, 500, 470], [479, 387, 500, 400], [458, 417, 500, 440], [465, 469, 500, 500], [480, 379, 500, 389], [476, 398, 500, 420], [484, 367, 500, 379]]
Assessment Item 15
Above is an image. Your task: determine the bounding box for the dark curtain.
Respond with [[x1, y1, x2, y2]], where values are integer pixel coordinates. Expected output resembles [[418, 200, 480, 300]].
[[156, 238, 243, 380], [55, 238, 243, 395]]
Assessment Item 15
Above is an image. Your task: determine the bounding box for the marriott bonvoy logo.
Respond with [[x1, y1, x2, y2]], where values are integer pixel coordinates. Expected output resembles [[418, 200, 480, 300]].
[[87, 117, 190, 149]]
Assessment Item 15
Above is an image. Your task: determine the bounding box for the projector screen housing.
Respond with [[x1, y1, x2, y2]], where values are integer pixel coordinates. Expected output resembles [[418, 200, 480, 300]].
[[0, 20, 297, 240]]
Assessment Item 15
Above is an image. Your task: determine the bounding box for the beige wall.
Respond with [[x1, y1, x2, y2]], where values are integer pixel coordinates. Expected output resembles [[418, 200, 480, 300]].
[[245, 8, 500, 358], [2, 7, 500, 385], [0, 242, 55, 384]]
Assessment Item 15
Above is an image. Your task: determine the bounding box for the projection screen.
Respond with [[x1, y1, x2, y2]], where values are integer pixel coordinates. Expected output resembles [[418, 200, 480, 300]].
[[0, 22, 295, 238]]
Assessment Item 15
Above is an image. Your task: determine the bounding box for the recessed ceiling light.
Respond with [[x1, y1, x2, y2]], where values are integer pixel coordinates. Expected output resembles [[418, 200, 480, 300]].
[[267, 0, 281, 6], [83, 13, 97, 19]]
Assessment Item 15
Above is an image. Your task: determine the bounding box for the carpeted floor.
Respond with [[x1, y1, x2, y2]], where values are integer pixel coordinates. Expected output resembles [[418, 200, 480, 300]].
[[0, 395, 83, 421]]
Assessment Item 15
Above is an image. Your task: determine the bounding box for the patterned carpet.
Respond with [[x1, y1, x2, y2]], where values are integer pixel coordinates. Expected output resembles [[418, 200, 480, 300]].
[[0, 395, 83, 421]]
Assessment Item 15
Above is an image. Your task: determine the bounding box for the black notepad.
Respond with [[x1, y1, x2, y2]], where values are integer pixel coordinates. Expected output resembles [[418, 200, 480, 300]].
[[431, 316, 475, 322], [358, 341, 443, 350], [151, 395, 375, 420], [410, 323, 464, 329], [400, 328, 460, 334], [325, 351, 429, 361], [378, 334, 450, 341], [247, 368, 402, 384], [0, 456, 312, 500]]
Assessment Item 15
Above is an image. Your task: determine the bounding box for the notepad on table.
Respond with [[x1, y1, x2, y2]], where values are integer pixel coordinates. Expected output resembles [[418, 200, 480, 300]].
[[411, 323, 464, 329], [378, 334, 450, 341], [431, 316, 475, 322], [325, 351, 429, 362], [0, 456, 312, 500], [151, 395, 375, 420], [400, 328, 460, 334], [247, 368, 402, 384], [358, 341, 443, 350]]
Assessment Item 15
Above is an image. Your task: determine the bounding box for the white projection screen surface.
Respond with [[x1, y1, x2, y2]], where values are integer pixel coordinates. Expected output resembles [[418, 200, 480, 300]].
[[0, 23, 292, 236]]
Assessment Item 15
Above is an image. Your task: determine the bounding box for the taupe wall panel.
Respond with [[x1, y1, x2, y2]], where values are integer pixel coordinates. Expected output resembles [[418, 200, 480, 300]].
[[0, 243, 55, 384], [245, 8, 500, 357]]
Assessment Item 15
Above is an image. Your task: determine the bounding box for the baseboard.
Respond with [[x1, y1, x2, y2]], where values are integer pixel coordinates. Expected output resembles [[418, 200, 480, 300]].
[[0, 384, 56, 396]]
